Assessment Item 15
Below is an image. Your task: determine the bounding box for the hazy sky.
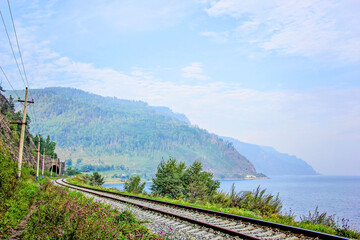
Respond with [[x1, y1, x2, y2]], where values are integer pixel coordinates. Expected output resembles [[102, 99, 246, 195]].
[[1, 0, 359, 175]]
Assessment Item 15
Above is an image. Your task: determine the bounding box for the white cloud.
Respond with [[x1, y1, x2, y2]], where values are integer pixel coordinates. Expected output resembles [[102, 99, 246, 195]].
[[1, 2, 359, 175], [201, 31, 229, 43], [181, 62, 209, 80], [2, 34, 360, 174], [205, 0, 360, 62]]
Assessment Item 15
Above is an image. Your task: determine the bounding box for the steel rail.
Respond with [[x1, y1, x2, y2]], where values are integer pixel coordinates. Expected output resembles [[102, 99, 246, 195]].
[[58, 178, 350, 240], [56, 178, 260, 239]]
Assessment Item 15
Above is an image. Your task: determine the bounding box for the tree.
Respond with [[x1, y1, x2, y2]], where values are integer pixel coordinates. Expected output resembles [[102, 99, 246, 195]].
[[8, 95, 14, 110], [65, 167, 81, 176], [151, 158, 220, 200], [89, 172, 105, 186], [124, 175, 145, 194], [26, 114, 31, 129], [151, 157, 186, 199], [183, 161, 220, 200], [32, 134, 57, 158]]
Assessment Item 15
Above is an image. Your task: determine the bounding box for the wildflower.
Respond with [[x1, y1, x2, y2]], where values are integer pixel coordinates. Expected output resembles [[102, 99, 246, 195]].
[[160, 231, 163, 234], [10, 228, 13, 232]]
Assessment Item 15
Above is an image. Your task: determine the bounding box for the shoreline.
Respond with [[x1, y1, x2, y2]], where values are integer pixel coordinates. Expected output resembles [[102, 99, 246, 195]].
[[216, 177, 269, 181], [104, 177, 269, 184]]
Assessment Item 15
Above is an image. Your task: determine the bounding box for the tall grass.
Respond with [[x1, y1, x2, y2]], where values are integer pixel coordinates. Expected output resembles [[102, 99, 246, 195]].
[[211, 184, 282, 216], [22, 183, 162, 240]]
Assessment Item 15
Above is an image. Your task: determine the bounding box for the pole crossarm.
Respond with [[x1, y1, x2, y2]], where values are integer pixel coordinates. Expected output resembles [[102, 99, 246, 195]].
[[17, 100, 34, 104], [10, 121, 27, 125]]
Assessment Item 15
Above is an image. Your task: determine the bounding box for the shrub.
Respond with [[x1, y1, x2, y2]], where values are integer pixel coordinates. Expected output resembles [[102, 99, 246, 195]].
[[211, 184, 282, 216], [151, 158, 220, 200], [124, 175, 145, 194], [22, 184, 161, 240]]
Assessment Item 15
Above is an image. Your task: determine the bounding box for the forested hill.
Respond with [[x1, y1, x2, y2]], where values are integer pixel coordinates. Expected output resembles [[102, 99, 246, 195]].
[[6, 87, 258, 178], [222, 136, 317, 176]]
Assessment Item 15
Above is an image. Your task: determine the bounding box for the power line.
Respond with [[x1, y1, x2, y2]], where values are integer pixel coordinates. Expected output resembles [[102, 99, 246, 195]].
[[4, 0, 38, 133], [0, 10, 26, 88], [0, 65, 23, 102], [6, 0, 30, 88]]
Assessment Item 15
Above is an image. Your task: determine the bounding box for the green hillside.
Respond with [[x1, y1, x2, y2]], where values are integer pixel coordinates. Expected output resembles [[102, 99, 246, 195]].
[[6, 87, 258, 178]]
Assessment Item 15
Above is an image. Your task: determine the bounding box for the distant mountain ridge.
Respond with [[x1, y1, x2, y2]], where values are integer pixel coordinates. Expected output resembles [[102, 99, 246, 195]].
[[6, 87, 257, 178], [222, 136, 317, 176]]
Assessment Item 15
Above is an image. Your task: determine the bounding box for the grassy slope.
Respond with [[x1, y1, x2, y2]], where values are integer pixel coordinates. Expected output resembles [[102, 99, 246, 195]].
[[0, 146, 161, 239]]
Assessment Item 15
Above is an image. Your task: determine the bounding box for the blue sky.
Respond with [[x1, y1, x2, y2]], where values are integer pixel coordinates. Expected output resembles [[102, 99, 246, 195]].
[[1, 0, 359, 175]]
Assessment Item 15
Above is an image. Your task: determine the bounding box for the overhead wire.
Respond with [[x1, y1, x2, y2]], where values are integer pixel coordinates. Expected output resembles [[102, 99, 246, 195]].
[[0, 10, 26, 89], [1, 0, 38, 133], [6, 0, 29, 88], [6, 0, 38, 133], [0, 65, 23, 103]]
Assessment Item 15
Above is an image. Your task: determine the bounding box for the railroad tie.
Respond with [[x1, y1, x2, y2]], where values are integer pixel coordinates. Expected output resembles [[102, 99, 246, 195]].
[[254, 230, 274, 237], [262, 233, 287, 240], [209, 236, 223, 240]]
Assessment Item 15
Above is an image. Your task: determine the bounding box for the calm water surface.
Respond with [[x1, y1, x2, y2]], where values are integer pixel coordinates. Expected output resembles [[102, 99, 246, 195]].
[[104, 175, 360, 230]]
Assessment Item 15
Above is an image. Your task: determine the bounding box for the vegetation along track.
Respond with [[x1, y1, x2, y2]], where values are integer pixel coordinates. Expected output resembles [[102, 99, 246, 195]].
[[55, 178, 349, 240]]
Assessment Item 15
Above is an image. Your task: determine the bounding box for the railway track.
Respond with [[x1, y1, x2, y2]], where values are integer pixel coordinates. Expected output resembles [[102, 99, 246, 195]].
[[55, 178, 349, 240]]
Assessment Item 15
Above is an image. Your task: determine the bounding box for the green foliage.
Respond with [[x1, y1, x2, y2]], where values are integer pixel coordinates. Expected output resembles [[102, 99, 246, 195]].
[[79, 172, 105, 186], [64, 167, 81, 176], [8, 95, 15, 110], [151, 157, 186, 199], [124, 175, 145, 194], [183, 161, 220, 201], [211, 184, 282, 216], [0, 143, 50, 239], [22, 183, 161, 240], [32, 134, 57, 158], [6, 88, 256, 177], [115, 210, 137, 224], [0, 144, 18, 218], [151, 158, 220, 200], [300, 206, 335, 226], [0, 103, 8, 114], [299, 207, 359, 238]]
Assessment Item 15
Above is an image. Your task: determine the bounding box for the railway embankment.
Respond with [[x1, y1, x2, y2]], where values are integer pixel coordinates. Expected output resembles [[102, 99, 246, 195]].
[[67, 172, 360, 239]]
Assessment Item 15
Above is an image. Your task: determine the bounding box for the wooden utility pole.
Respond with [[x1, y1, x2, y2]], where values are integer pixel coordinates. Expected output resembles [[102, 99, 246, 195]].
[[41, 148, 45, 178], [14, 87, 34, 181], [50, 156, 53, 178], [59, 160, 62, 176], [36, 135, 40, 181]]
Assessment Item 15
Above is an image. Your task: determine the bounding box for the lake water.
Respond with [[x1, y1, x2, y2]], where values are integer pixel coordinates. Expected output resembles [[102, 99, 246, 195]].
[[104, 175, 360, 231]]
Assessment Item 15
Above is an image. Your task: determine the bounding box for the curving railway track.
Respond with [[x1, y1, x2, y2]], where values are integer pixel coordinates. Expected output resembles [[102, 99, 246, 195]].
[[55, 178, 350, 240]]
